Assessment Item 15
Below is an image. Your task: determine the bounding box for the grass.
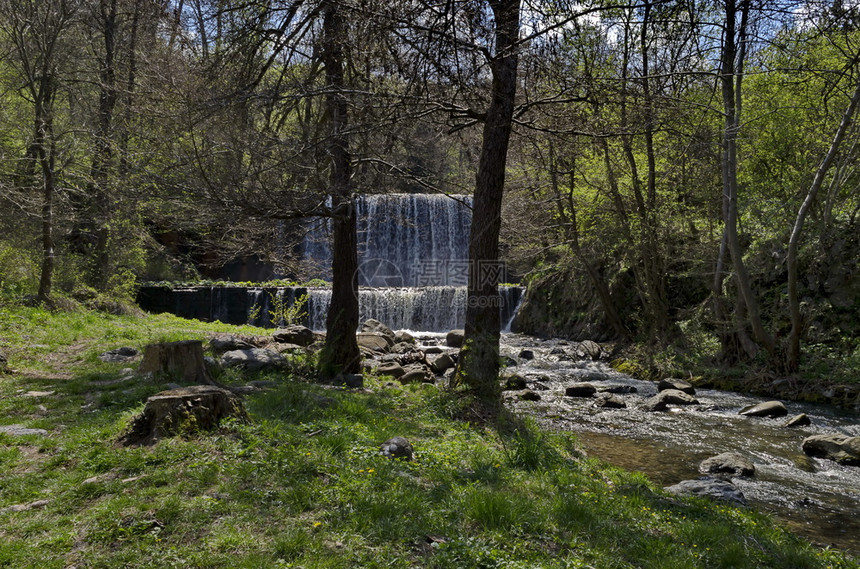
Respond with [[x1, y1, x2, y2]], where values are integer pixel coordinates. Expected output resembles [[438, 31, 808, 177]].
[[0, 304, 857, 568]]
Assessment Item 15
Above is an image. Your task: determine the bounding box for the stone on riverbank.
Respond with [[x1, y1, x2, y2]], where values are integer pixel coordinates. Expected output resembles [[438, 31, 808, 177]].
[[664, 477, 747, 506], [565, 383, 597, 398]]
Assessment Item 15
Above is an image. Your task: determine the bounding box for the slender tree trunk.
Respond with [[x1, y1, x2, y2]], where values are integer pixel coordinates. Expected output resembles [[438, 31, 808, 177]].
[[786, 74, 860, 371], [455, 0, 520, 403], [549, 143, 631, 340], [319, 0, 360, 377], [35, 88, 56, 303], [88, 0, 119, 287], [720, 0, 776, 358]]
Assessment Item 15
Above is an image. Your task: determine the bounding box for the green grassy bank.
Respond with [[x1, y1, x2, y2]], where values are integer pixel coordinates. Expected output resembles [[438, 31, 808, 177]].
[[0, 305, 856, 568]]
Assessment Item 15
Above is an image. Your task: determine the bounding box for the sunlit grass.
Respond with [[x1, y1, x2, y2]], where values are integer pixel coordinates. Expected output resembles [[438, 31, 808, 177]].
[[0, 304, 856, 568]]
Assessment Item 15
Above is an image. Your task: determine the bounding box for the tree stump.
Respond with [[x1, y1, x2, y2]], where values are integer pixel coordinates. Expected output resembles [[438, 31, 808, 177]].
[[139, 340, 210, 383], [120, 385, 247, 446]]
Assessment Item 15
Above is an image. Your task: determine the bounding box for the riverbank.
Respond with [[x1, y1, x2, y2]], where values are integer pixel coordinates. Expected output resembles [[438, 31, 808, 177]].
[[0, 305, 857, 568]]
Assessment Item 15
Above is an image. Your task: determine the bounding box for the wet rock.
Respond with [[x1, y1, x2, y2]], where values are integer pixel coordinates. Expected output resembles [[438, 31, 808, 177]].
[[658, 378, 696, 396], [500, 354, 518, 368], [784, 414, 811, 428], [220, 348, 286, 371], [99, 347, 140, 363], [361, 319, 395, 344], [502, 374, 527, 391], [519, 390, 542, 401], [576, 340, 602, 361], [445, 329, 465, 348], [600, 385, 638, 395], [423, 346, 444, 355], [801, 434, 860, 466], [699, 452, 755, 478], [393, 330, 415, 344], [532, 381, 550, 391], [658, 389, 699, 405], [549, 346, 566, 355], [594, 394, 626, 409], [0, 425, 49, 437], [272, 325, 314, 347], [375, 361, 405, 379], [664, 477, 746, 506], [356, 333, 391, 353], [518, 349, 535, 360], [565, 383, 597, 398], [209, 335, 255, 353], [380, 436, 413, 460], [739, 400, 787, 418], [643, 396, 668, 412], [428, 353, 455, 374]]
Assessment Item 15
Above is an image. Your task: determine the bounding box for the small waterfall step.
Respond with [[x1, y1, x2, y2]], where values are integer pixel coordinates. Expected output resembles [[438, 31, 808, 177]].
[[136, 285, 524, 333]]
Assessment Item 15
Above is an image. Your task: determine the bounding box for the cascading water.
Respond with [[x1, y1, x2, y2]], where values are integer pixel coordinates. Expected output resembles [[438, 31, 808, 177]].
[[305, 286, 523, 332], [301, 193, 522, 332], [303, 194, 474, 287], [135, 193, 523, 332]]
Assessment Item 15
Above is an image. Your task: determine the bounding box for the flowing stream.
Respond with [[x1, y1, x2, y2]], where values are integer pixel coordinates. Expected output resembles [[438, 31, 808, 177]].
[[498, 334, 860, 555]]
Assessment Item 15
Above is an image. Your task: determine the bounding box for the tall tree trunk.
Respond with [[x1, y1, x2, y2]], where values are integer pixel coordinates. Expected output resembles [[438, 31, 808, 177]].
[[35, 84, 56, 303], [319, 0, 360, 377], [455, 0, 520, 403], [720, 0, 776, 359], [786, 74, 860, 371], [88, 0, 119, 287]]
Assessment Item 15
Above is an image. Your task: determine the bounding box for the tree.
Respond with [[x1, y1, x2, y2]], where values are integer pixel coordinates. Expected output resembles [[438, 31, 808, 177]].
[[0, 0, 80, 302]]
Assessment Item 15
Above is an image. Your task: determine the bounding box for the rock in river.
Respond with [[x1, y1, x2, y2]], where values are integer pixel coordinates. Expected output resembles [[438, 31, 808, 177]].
[[739, 400, 787, 418], [699, 452, 755, 478], [802, 434, 860, 466]]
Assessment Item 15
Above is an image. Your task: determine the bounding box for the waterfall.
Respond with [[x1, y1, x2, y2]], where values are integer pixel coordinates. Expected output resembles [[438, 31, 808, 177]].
[[137, 194, 524, 332], [304, 286, 523, 333], [303, 194, 473, 286]]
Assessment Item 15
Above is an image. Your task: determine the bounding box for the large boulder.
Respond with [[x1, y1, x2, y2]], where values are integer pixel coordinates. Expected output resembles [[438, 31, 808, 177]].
[[272, 325, 315, 347], [802, 434, 860, 466], [361, 319, 395, 344], [209, 335, 255, 353], [699, 452, 755, 478], [445, 329, 465, 348], [393, 330, 415, 344], [428, 352, 455, 374], [576, 340, 602, 361], [375, 361, 405, 379], [739, 400, 787, 418], [400, 364, 433, 384], [664, 477, 747, 506], [657, 389, 699, 406], [356, 333, 391, 353], [658, 378, 696, 396], [220, 348, 286, 371]]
